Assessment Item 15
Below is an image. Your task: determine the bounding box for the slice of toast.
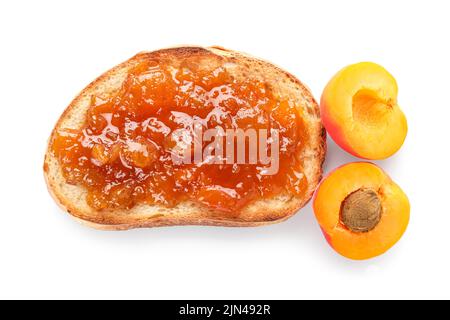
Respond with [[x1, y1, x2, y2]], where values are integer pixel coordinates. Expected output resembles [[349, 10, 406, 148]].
[[44, 46, 326, 230]]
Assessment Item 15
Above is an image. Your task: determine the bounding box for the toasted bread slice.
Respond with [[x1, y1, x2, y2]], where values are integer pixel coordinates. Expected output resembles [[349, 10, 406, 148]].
[[44, 46, 326, 230]]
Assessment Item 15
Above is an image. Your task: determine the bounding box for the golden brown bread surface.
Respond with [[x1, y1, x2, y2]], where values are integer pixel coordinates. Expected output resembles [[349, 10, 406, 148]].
[[44, 46, 326, 230]]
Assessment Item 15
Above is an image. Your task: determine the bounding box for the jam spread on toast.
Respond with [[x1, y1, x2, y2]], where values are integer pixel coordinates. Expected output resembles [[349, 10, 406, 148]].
[[51, 55, 309, 212]]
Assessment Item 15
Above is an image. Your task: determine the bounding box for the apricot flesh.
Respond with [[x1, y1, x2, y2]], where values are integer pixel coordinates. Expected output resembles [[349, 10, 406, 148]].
[[313, 162, 410, 260], [321, 62, 407, 160]]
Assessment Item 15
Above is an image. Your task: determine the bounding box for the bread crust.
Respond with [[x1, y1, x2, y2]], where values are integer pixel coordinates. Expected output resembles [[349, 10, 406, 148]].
[[44, 46, 326, 230]]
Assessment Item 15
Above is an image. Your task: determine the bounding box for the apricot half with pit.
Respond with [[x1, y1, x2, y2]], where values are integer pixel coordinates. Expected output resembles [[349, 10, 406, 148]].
[[313, 162, 410, 260], [321, 62, 407, 160]]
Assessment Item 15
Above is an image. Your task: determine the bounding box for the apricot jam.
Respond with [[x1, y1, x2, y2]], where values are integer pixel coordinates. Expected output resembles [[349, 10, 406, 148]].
[[51, 56, 309, 212]]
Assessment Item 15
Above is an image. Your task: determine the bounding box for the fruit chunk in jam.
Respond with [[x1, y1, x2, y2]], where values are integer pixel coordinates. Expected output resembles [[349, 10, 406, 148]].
[[51, 56, 309, 212]]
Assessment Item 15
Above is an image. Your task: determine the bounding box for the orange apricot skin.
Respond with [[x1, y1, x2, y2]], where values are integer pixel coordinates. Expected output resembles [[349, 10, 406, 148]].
[[313, 162, 410, 260], [320, 99, 362, 158]]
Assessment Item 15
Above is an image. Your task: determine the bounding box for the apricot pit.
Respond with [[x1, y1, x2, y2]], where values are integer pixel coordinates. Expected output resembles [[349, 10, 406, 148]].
[[340, 188, 382, 233]]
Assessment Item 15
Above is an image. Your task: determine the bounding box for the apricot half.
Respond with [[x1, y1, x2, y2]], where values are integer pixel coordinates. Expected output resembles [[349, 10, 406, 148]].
[[313, 162, 410, 260], [321, 62, 407, 159]]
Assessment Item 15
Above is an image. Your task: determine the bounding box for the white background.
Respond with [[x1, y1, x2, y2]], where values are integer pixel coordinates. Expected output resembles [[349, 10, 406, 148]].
[[0, 0, 449, 300]]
